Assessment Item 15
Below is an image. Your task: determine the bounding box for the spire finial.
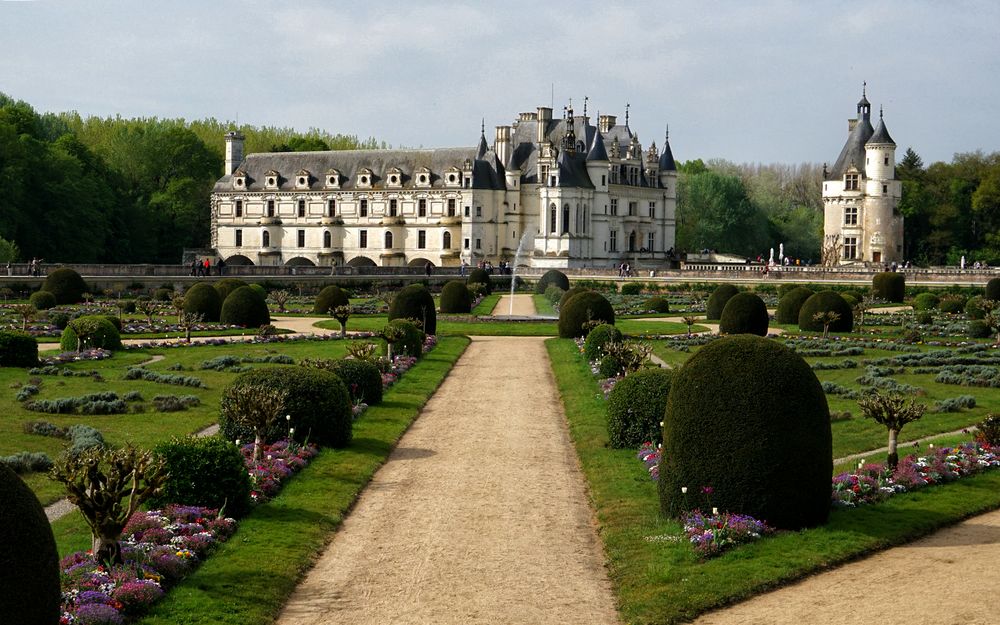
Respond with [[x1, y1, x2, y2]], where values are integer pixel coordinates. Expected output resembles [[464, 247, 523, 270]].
[[583, 96, 588, 118], [879, 105, 883, 119], [481, 118, 485, 135], [863, 81, 866, 97], [665, 124, 669, 143], [625, 102, 630, 128]]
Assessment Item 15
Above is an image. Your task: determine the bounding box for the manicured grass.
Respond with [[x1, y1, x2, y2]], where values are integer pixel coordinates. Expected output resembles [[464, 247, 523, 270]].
[[318, 315, 694, 338], [533, 294, 556, 316], [118, 336, 469, 625], [546, 338, 1000, 624], [471, 293, 501, 315]]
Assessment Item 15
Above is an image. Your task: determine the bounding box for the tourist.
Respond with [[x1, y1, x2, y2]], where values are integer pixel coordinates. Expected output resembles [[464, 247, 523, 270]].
[[460, 259, 467, 276], [190, 259, 199, 276], [5, 261, 11, 277], [424, 261, 432, 277], [217, 257, 226, 276], [204, 258, 211, 276]]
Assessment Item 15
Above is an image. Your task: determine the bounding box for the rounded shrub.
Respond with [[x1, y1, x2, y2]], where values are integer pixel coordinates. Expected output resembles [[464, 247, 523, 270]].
[[60, 316, 122, 351], [620, 282, 643, 295], [248, 283, 267, 298], [183, 282, 222, 322], [645, 296, 670, 313], [0, 465, 61, 624], [535, 269, 570, 294], [968, 320, 992, 339], [965, 296, 987, 320], [48, 311, 70, 330], [213, 278, 249, 302], [558, 291, 615, 338], [584, 323, 623, 361], [28, 290, 56, 310], [872, 272, 905, 302], [41, 267, 87, 304], [777, 283, 800, 298], [467, 268, 492, 295], [220, 286, 271, 327], [706, 284, 739, 320], [798, 290, 854, 333], [912, 292, 940, 311], [0, 330, 38, 367], [388, 284, 437, 334], [915, 311, 934, 325], [219, 366, 352, 448], [658, 335, 832, 530], [439, 280, 472, 314], [386, 318, 426, 358], [558, 286, 590, 309], [775, 287, 814, 324], [841, 290, 864, 303], [607, 368, 674, 448], [153, 287, 173, 302], [544, 285, 565, 306], [325, 359, 383, 405], [150, 436, 252, 518], [102, 315, 122, 332], [939, 295, 967, 315], [313, 284, 349, 314], [719, 293, 769, 336], [986, 277, 1000, 302]]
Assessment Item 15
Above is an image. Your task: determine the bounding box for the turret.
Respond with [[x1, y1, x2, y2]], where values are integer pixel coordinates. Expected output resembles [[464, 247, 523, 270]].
[[224, 131, 245, 175], [658, 128, 677, 190], [586, 120, 609, 190], [865, 107, 896, 181]]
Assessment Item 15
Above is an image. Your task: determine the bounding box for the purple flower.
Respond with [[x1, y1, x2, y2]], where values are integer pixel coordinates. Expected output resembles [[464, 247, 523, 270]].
[[72, 602, 124, 625]]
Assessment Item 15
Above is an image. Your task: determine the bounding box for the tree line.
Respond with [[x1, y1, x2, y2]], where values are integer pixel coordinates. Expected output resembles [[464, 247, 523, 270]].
[[0, 93, 384, 264]]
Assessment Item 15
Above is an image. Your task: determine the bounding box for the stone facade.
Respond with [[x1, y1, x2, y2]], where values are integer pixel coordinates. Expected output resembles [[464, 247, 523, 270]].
[[822, 87, 903, 265], [210, 104, 677, 269]]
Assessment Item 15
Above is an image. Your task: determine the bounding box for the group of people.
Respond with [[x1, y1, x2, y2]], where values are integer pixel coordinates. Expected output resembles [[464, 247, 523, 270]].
[[190, 257, 225, 277], [617, 262, 633, 277]]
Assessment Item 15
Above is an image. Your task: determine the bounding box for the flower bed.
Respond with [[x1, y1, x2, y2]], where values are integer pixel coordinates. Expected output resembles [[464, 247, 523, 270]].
[[238, 440, 319, 504], [684, 510, 774, 558], [59, 505, 237, 624]]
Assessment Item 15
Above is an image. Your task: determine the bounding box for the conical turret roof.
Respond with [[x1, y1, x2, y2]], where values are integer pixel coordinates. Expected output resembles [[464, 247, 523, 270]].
[[867, 110, 895, 146], [587, 128, 609, 162], [659, 133, 676, 171]]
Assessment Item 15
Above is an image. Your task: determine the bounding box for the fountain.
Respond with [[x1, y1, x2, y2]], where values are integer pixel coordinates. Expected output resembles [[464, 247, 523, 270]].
[[509, 231, 534, 316]]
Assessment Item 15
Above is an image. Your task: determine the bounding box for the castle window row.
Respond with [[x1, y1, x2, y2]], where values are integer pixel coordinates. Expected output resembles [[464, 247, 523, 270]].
[[235, 228, 453, 250]]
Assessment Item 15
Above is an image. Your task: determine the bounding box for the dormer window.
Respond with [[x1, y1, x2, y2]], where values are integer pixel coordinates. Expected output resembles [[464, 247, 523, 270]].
[[265, 170, 280, 189], [845, 173, 860, 191], [445, 167, 461, 187], [295, 169, 311, 189], [357, 168, 373, 188], [232, 169, 247, 189], [387, 167, 403, 188], [414, 167, 431, 188], [325, 169, 341, 188]]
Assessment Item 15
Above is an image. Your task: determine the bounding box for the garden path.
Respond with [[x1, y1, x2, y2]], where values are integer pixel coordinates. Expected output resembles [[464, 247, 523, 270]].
[[273, 335, 621, 625], [491, 293, 537, 316], [834, 427, 975, 466], [693, 506, 1000, 625]]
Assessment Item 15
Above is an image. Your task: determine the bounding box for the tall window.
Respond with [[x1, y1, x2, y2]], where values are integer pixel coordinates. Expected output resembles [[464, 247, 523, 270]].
[[323, 231, 331, 248], [447, 198, 456, 217], [443, 231, 452, 249], [475, 238, 481, 249], [359, 230, 368, 248], [384, 231, 393, 249], [389, 199, 397, 217], [360, 199, 368, 217], [843, 237, 857, 259], [464, 238, 470, 249], [418, 230, 426, 249], [235, 200, 243, 217], [235, 229, 242, 247], [628, 201, 637, 216], [327, 199, 336, 216], [298, 200, 306, 218], [418, 199, 427, 217], [464, 205, 470, 217], [262, 230, 270, 247], [610, 199, 618, 216], [845, 173, 860, 191], [609, 230, 618, 252], [297, 230, 305, 248], [628, 231, 636, 252], [475, 206, 482, 217], [550, 204, 557, 234], [562, 204, 570, 234], [267, 200, 275, 217], [844, 206, 858, 225], [647, 231, 655, 251], [648, 201, 656, 218]]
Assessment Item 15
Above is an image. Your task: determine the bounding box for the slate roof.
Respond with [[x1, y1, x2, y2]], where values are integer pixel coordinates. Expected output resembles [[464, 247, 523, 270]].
[[586, 127, 609, 162], [556, 149, 595, 189], [867, 115, 895, 146], [659, 138, 676, 171], [828, 116, 874, 180]]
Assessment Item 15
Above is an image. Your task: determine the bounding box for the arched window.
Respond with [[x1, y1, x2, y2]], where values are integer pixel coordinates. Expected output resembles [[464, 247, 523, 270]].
[[262, 230, 270, 247], [549, 203, 557, 234], [384, 231, 393, 249], [323, 231, 332, 248], [562, 204, 570, 234], [443, 231, 452, 249], [628, 231, 636, 252]]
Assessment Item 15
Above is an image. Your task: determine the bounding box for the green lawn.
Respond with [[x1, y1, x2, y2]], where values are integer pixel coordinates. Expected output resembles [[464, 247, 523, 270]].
[[322, 314, 694, 337], [546, 338, 1000, 624]]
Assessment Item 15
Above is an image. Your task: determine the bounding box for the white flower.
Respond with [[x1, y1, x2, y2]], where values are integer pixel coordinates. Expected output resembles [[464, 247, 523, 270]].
[[235, 439, 241, 446], [712, 507, 719, 515], [286, 414, 291, 421], [289, 428, 295, 435], [681, 487, 688, 494]]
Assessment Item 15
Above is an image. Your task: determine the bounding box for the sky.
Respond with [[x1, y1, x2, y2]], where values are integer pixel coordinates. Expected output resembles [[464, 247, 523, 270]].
[[2, 0, 998, 166]]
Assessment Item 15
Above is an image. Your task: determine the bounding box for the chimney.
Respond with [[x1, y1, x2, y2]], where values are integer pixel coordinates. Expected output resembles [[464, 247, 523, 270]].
[[495, 125, 512, 165], [224, 131, 245, 175], [848, 118, 858, 133], [536, 106, 552, 144], [598, 114, 616, 133]]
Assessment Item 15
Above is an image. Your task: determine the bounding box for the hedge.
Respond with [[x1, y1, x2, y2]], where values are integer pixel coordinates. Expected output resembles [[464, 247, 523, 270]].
[[439, 280, 472, 314], [467, 268, 492, 295], [798, 290, 854, 333], [41, 267, 87, 304], [719, 292, 769, 336], [149, 436, 253, 518], [775, 286, 814, 324], [388, 284, 437, 335], [606, 368, 673, 448], [28, 291, 56, 310], [706, 284, 739, 320], [558, 291, 615, 338], [220, 286, 271, 328], [583, 323, 623, 361], [183, 282, 223, 322], [60, 316, 123, 352], [535, 269, 570, 294], [0, 330, 38, 367], [872, 272, 905, 302]]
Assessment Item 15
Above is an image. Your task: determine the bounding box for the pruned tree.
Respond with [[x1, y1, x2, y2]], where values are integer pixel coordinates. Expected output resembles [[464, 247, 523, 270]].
[[813, 310, 841, 339], [821, 234, 843, 268], [858, 389, 927, 469], [268, 289, 290, 313], [12, 303, 36, 331], [333, 304, 352, 338], [219, 383, 287, 462], [135, 298, 157, 324], [682, 315, 698, 338], [50, 444, 168, 566]]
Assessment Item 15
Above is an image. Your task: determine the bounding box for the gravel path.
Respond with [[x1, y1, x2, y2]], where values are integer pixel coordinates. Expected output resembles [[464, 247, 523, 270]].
[[492, 293, 537, 316], [274, 336, 620, 625]]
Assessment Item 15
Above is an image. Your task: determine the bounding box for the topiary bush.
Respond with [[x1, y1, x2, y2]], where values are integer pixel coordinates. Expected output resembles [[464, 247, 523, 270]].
[[535, 269, 570, 294], [183, 282, 222, 322], [28, 290, 56, 310], [60, 316, 123, 351], [219, 367, 352, 448], [872, 272, 905, 302], [986, 278, 1000, 302], [777, 283, 801, 298], [313, 284, 350, 314], [248, 283, 267, 298], [102, 315, 122, 332], [798, 290, 854, 333], [912, 292, 940, 311], [388, 284, 437, 334], [386, 318, 426, 358], [213, 278, 249, 302], [658, 335, 832, 530], [558, 286, 590, 309], [719, 292, 769, 336], [544, 285, 565, 305], [620, 282, 643, 295], [968, 320, 992, 339], [706, 284, 739, 320], [0, 330, 38, 367], [558, 291, 615, 338], [305, 358, 384, 405], [220, 286, 271, 327], [841, 290, 864, 303], [41, 267, 87, 304], [645, 296, 670, 313], [0, 464, 61, 625], [607, 368, 673, 448], [439, 280, 472, 314], [965, 296, 987, 320], [153, 287, 173, 302], [939, 295, 967, 315], [467, 268, 492, 295], [584, 323, 623, 361], [775, 287, 814, 324], [149, 436, 252, 518]]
